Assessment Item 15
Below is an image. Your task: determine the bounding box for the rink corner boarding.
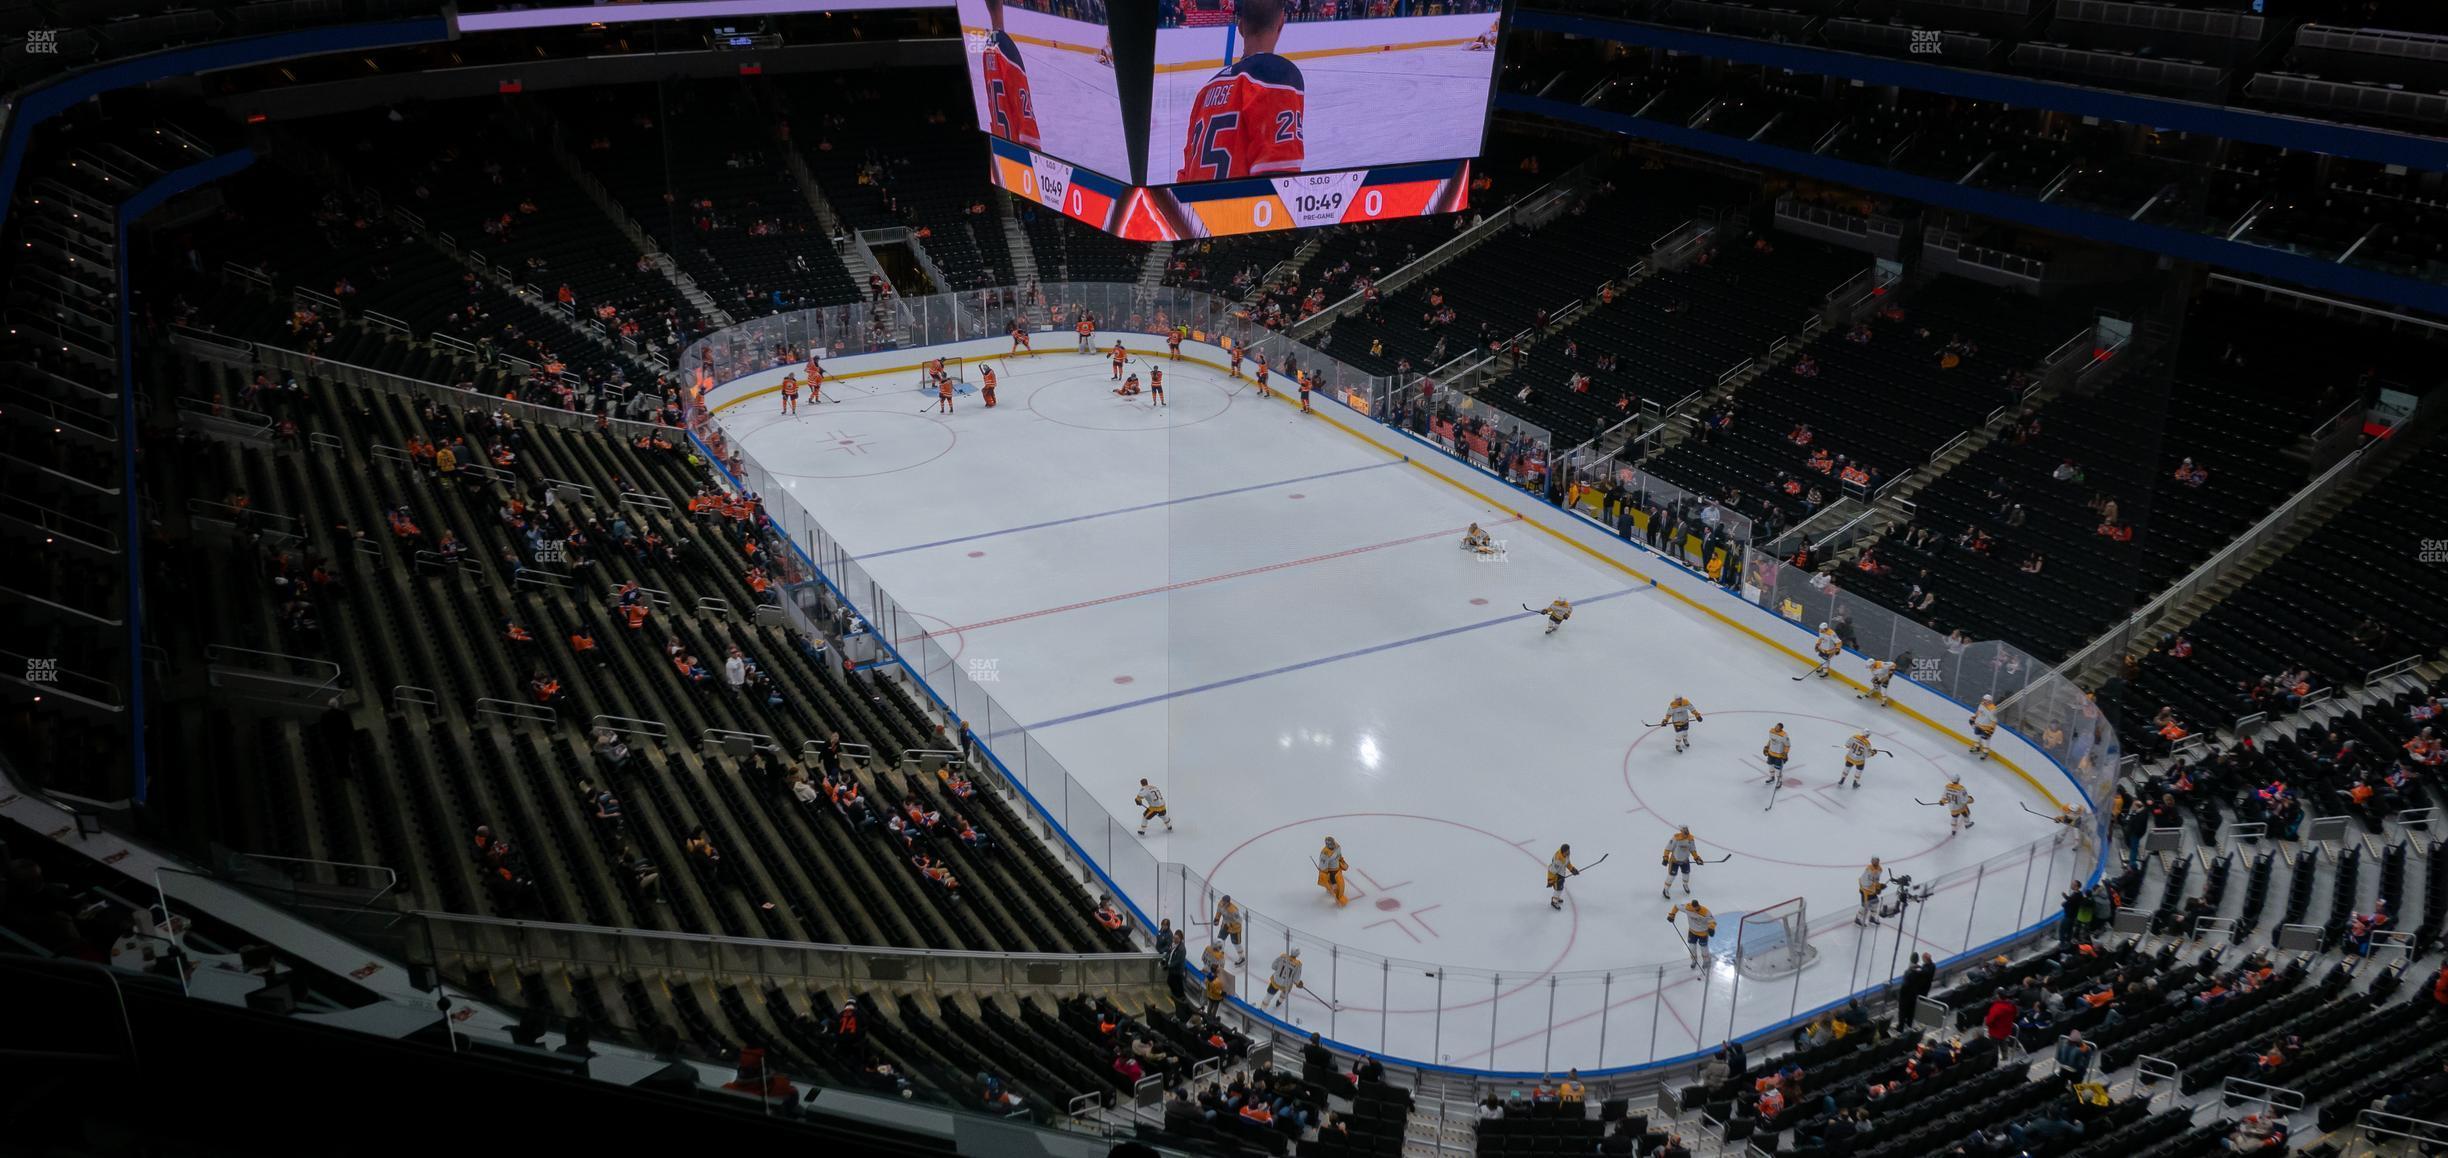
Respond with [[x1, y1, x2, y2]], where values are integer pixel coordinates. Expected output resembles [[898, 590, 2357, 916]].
[[692, 331, 2111, 1080]]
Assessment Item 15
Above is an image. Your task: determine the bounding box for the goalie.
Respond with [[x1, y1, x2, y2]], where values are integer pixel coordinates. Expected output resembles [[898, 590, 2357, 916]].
[[1461, 522, 1496, 556]]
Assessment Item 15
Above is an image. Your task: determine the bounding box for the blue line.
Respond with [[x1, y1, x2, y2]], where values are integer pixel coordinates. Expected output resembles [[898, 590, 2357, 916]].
[[857, 460, 1402, 560], [997, 583, 1653, 736]]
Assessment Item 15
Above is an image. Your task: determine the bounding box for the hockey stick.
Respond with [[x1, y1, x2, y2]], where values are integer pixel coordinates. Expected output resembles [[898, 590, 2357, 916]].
[[1704, 853, 1735, 863], [2019, 803, 2068, 821], [1764, 778, 1785, 812], [1576, 853, 1610, 872], [1296, 981, 1339, 1011], [1912, 798, 1945, 806]]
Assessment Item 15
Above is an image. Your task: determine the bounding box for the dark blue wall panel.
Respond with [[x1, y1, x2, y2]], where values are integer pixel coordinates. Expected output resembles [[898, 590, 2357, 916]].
[[1514, 10, 2448, 173]]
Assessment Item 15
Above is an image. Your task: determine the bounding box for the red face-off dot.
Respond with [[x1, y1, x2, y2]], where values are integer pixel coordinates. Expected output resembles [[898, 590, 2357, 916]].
[[1113, 675, 1135, 685], [1374, 897, 1402, 911], [967, 550, 985, 558]]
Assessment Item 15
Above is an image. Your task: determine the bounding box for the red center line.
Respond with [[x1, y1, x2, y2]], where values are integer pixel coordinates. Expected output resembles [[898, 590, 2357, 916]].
[[894, 517, 1522, 642]]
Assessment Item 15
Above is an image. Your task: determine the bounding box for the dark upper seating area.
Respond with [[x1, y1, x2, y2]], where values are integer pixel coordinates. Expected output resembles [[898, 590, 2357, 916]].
[[1648, 280, 2089, 529], [1842, 294, 2426, 663], [547, 81, 863, 318], [2120, 438, 2448, 742], [1498, 238, 1860, 446], [296, 103, 693, 358], [1319, 166, 1744, 381], [175, 167, 659, 402], [784, 71, 1018, 292]]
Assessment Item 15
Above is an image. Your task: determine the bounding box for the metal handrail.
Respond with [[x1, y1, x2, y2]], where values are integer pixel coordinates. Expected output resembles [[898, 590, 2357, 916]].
[[475, 697, 557, 724], [701, 728, 781, 752], [391, 685, 437, 708], [590, 714, 670, 741]]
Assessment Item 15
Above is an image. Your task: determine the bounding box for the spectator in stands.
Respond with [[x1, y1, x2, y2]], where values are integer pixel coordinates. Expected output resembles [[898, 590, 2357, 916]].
[[685, 825, 728, 885], [1700, 1039, 1746, 1087], [616, 844, 663, 905], [579, 779, 625, 832], [1896, 952, 1936, 1030], [2053, 1030, 2095, 1083], [592, 727, 632, 772], [1160, 925, 1189, 998], [1162, 1087, 1203, 1133], [2058, 880, 2089, 945], [1982, 991, 2017, 1043], [2223, 1114, 2287, 1153], [528, 671, 566, 706], [978, 1071, 1024, 1115], [2348, 902, 2391, 959], [1093, 894, 1128, 936], [2383, 1060, 2448, 1114]]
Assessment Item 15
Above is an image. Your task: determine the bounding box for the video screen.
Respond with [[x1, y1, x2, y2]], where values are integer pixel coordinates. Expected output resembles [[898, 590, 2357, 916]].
[[956, 0, 1134, 183], [1149, 0, 1505, 186]]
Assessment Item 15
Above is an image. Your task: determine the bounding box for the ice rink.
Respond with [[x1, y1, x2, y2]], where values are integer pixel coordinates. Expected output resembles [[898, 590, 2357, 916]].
[[709, 339, 2099, 1073]]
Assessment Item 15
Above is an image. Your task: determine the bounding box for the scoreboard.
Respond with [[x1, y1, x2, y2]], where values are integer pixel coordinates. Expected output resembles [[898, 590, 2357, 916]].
[[989, 137, 1469, 241]]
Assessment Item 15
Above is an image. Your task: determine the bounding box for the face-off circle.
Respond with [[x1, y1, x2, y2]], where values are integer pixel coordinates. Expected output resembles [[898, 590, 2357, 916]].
[[755, 410, 959, 479], [1202, 812, 1580, 1012], [1620, 708, 1959, 869], [1025, 371, 1232, 431]]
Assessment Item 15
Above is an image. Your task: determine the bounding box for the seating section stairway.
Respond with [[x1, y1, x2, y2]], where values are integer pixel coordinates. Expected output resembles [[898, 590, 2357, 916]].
[[546, 81, 863, 318]]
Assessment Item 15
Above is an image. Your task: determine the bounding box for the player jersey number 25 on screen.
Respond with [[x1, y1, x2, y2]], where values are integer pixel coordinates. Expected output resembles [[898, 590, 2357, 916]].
[[1176, 54, 1306, 183]]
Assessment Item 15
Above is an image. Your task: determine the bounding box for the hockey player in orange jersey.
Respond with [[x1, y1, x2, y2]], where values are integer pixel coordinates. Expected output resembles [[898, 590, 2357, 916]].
[[1175, 0, 1305, 183], [980, 0, 1043, 150]]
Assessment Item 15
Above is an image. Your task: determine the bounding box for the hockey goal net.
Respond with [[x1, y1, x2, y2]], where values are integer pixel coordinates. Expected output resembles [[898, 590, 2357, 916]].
[[1733, 897, 1819, 981], [912, 356, 979, 394]]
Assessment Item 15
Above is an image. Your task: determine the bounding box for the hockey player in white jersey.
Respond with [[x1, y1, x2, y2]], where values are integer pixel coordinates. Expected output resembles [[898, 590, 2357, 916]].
[[1670, 899, 1717, 969], [1968, 695, 2000, 759], [1942, 777, 1976, 833], [1540, 597, 1572, 636], [1545, 844, 1580, 910], [1661, 826, 1700, 898], [1663, 696, 1703, 753], [1761, 723, 1793, 786], [1857, 657, 1898, 706], [1855, 857, 1888, 926], [1841, 730, 1880, 788], [1811, 623, 1843, 678], [1262, 947, 1304, 1012], [1134, 778, 1172, 834]]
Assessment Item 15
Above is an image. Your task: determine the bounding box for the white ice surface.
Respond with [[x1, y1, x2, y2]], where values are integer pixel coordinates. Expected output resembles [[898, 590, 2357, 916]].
[[715, 343, 2096, 1072]]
